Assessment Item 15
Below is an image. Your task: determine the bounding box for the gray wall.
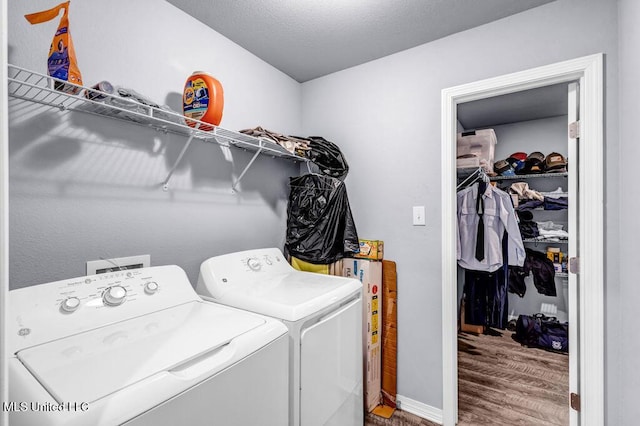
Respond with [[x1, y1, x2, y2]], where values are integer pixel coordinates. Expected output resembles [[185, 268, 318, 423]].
[[8, 0, 303, 288], [301, 0, 619, 419], [616, 0, 639, 424]]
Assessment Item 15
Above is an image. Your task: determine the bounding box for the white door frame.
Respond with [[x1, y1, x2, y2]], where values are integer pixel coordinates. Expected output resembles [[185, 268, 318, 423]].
[[1, 0, 10, 424], [441, 54, 603, 426]]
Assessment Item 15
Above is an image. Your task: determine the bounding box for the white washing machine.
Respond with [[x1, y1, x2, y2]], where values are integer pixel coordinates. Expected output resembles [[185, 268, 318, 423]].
[[196, 248, 363, 426], [7, 265, 289, 426]]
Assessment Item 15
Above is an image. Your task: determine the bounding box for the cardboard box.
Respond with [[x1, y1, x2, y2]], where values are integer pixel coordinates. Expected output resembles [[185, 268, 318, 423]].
[[343, 258, 383, 412], [354, 239, 384, 261], [381, 260, 397, 409]]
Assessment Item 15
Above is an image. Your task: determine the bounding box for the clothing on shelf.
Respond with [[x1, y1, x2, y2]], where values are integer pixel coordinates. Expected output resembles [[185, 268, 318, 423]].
[[516, 210, 539, 239], [510, 182, 544, 201], [543, 197, 568, 210], [457, 182, 525, 272], [515, 197, 568, 212], [240, 126, 311, 155], [544, 187, 567, 199], [536, 221, 569, 239], [516, 199, 543, 211]]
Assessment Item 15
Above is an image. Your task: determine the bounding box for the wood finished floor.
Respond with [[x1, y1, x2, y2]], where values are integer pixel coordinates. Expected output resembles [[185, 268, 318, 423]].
[[458, 329, 569, 425], [364, 329, 568, 425]]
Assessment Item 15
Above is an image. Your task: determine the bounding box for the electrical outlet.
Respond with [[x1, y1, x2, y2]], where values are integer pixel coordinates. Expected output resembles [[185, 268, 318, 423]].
[[86, 255, 150, 275]]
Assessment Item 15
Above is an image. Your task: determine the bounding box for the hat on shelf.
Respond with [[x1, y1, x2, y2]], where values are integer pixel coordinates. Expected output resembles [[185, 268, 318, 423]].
[[544, 152, 567, 173], [507, 153, 527, 174], [510, 152, 528, 161], [522, 151, 545, 174], [494, 159, 516, 176]]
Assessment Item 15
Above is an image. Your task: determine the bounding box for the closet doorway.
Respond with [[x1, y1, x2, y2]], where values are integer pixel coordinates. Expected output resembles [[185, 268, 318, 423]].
[[441, 54, 603, 426]]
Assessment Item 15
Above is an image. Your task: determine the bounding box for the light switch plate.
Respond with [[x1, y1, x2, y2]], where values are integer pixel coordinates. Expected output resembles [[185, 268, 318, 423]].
[[413, 206, 426, 226]]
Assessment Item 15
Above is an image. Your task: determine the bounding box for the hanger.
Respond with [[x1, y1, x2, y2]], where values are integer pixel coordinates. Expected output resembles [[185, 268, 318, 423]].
[[456, 167, 488, 191]]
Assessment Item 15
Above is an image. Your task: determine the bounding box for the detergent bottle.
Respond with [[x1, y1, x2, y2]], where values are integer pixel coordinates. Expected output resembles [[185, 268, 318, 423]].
[[183, 71, 224, 130]]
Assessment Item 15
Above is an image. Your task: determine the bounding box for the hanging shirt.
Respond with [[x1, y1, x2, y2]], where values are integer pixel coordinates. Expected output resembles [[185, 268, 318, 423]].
[[457, 183, 525, 272]]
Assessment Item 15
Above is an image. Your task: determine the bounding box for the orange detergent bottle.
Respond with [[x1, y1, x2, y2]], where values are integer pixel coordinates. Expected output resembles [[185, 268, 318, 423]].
[[183, 71, 224, 130]]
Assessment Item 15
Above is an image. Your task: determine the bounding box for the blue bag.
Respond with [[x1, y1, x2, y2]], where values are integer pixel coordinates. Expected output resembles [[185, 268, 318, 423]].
[[515, 313, 568, 353]]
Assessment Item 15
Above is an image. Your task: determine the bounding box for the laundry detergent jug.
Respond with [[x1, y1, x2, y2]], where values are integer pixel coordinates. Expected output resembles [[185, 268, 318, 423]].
[[183, 71, 224, 130]]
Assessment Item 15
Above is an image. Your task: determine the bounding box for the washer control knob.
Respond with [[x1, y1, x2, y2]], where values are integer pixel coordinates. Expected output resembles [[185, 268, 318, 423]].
[[144, 281, 159, 295], [61, 297, 81, 313], [103, 286, 127, 306], [247, 258, 262, 271]]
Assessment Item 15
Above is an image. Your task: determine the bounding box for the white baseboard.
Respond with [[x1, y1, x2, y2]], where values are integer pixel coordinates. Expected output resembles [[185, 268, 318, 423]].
[[396, 394, 443, 425]]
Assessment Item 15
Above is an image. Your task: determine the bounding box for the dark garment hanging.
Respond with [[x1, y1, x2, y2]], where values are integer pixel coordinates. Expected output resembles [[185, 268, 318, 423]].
[[463, 232, 509, 330], [508, 266, 528, 297], [508, 248, 557, 297], [463, 269, 509, 330], [285, 174, 359, 264], [526, 248, 557, 296]]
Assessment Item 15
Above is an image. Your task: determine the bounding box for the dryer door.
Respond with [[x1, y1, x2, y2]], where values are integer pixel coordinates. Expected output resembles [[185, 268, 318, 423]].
[[300, 297, 363, 426]]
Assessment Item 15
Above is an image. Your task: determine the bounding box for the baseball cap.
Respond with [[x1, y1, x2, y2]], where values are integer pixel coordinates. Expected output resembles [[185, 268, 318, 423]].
[[494, 159, 516, 176], [545, 152, 567, 172], [509, 152, 528, 161], [523, 151, 545, 174], [507, 156, 526, 174]]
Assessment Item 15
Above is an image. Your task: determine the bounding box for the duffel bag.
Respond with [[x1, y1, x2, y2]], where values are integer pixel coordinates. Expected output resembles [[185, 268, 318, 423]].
[[537, 315, 568, 352], [515, 313, 568, 353]]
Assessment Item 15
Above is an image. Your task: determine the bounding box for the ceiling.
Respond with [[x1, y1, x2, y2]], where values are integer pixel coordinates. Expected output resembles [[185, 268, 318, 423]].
[[166, 0, 555, 83], [457, 83, 569, 129]]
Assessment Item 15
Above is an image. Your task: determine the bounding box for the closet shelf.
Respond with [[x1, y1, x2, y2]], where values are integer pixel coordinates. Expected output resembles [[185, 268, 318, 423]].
[[540, 192, 569, 197], [7, 64, 308, 190], [490, 172, 568, 181], [523, 237, 568, 244]]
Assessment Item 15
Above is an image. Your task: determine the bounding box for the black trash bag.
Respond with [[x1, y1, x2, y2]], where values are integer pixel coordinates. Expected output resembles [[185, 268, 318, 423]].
[[286, 174, 359, 264], [302, 136, 349, 180]]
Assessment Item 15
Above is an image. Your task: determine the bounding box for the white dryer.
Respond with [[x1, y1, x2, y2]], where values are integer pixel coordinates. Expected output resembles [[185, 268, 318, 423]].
[[197, 247, 363, 426], [7, 265, 289, 426]]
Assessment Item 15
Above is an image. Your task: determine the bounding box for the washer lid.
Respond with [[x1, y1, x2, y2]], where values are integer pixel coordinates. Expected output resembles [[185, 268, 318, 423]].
[[211, 271, 361, 322], [16, 301, 266, 404]]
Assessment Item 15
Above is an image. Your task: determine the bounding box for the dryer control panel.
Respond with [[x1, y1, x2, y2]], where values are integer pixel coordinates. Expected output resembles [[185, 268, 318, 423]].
[[197, 248, 293, 299], [8, 265, 199, 353], [240, 250, 288, 274]]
